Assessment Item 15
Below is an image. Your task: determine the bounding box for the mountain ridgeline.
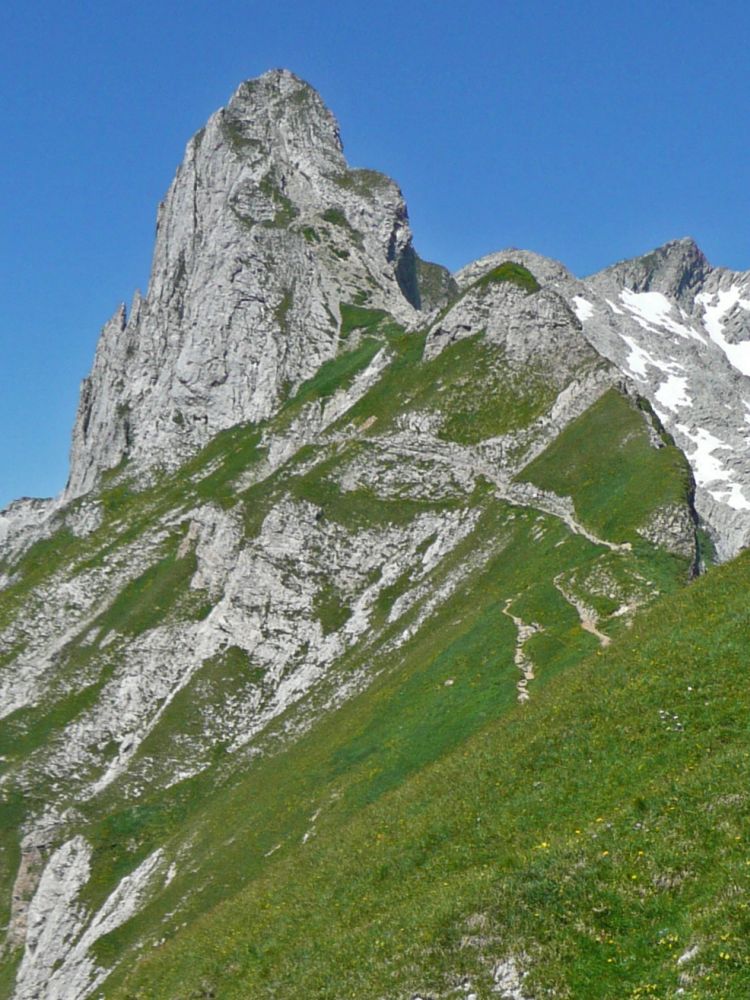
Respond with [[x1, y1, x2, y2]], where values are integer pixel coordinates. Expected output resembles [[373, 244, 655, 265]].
[[1, 70, 750, 999]]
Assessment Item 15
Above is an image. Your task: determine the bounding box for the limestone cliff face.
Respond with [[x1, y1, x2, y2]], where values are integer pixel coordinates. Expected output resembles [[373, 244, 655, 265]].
[[453, 242, 750, 559], [66, 70, 420, 498], [543, 239, 750, 560]]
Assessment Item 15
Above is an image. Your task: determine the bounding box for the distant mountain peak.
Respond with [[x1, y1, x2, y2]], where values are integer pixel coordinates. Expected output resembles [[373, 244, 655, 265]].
[[595, 236, 712, 305]]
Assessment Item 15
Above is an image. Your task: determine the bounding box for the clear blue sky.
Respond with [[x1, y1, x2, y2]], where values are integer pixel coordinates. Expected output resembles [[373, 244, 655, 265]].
[[1, 0, 749, 507]]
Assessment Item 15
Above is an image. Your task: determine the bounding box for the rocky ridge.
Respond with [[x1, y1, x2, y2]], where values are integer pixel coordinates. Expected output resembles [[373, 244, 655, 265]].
[[482, 241, 750, 560]]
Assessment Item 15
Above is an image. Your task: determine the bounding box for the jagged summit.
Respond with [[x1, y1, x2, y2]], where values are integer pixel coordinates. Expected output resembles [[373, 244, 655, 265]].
[[221, 69, 346, 169], [65, 70, 425, 499], [592, 236, 712, 306]]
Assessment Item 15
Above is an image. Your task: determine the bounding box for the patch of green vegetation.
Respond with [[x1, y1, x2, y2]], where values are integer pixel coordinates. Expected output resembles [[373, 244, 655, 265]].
[[636, 395, 676, 447], [0, 788, 27, 939], [289, 451, 465, 532], [109, 543, 750, 1000], [437, 339, 557, 444], [279, 337, 383, 428], [0, 665, 103, 764], [274, 289, 293, 333], [324, 326, 426, 434], [258, 173, 298, 228], [331, 330, 554, 445], [320, 206, 363, 247], [475, 260, 541, 294], [190, 425, 265, 508], [0, 528, 79, 629], [519, 388, 694, 546], [93, 540, 200, 639], [415, 256, 460, 312], [373, 569, 413, 623], [0, 951, 21, 1000], [301, 226, 320, 244], [322, 207, 349, 228], [172, 251, 187, 288], [339, 303, 388, 338], [229, 203, 255, 230], [331, 169, 390, 196], [314, 581, 351, 636], [696, 524, 718, 570], [288, 86, 313, 108], [221, 116, 258, 154]]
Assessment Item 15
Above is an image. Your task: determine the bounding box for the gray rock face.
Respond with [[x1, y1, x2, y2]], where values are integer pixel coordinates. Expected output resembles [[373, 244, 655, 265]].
[[574, 240, 750, 559], [65, 70, 421, 499], [425, 272, 593, 386], [0, 499, 56, 580], [457, 240, 750, 559]]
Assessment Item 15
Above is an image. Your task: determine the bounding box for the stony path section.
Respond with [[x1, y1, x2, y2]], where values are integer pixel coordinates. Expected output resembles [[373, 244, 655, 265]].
[[363, 432, 631, 556], [499, 482, 631, 554], [502, 598, 543, 703], [554, 574, 611, 648]]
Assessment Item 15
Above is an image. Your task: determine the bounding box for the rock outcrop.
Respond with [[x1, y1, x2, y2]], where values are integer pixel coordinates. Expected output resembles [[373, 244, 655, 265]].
[[452, 241, 750, 558], [537, 239, 750, 559], [65, 69, 425, 499]]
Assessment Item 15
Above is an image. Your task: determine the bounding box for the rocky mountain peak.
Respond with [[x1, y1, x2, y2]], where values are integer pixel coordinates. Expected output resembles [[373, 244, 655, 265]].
[[65, 71, 423, 500], [4, 69, 748, 1000], [221, 69, 346, 174], [594, 236, 712, 308]]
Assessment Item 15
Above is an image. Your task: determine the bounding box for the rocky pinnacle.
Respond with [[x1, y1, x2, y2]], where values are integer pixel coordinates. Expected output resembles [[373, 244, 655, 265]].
[[65, 69, 422, 498]]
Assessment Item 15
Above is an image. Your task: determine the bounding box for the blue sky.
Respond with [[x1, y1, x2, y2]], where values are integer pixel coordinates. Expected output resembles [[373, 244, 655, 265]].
[[1, 0, 749, 506]]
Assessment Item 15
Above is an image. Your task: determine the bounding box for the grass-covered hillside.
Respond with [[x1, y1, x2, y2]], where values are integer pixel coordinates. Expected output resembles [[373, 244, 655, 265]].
[[0, 279, 709, 999], [111, 542, 750, 1000]]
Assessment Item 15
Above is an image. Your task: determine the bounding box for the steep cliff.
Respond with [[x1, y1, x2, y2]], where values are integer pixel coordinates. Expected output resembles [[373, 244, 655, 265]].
[[66, 69, 427, 499]]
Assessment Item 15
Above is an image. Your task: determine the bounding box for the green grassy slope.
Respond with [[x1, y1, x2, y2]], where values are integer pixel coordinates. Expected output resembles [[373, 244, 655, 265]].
[[111, 546, 750, 1000], [519, 389, 693, 546], [0, 303, 700, 998]]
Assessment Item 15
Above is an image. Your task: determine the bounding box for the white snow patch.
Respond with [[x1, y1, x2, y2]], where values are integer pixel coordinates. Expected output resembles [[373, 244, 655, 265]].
[[706, 482, 750, 511], [605, 297, 624, 315], [697, 287, 750, 376], [619, 335, 677, 379], [620, 289, 705, 342], [572, 296, 594, 322], [675, 424, 750, 511], [655, 375, 691, 412]]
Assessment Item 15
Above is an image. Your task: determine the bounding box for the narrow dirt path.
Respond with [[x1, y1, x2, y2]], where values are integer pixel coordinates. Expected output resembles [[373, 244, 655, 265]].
[[554, 574, 611, 648], [502, 598, 543, 702], [367, 435, 631, 555]]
